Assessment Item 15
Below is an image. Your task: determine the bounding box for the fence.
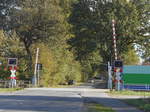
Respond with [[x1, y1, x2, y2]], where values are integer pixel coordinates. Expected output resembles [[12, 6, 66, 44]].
[[0, 80, 32, 88]]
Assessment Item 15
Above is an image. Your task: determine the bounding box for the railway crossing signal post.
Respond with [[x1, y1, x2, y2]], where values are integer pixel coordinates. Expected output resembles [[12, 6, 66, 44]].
[[114, 60, 123, 91], [8, 58, 18, 88], [108, 62, 112, 90], [112, 19, 123, 91]]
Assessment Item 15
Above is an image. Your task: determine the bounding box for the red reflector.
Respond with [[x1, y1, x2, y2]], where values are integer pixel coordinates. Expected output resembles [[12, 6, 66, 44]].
[[9, 66, 12, 70], [120, 68, 123, 72], [14, 66, 17, 70]]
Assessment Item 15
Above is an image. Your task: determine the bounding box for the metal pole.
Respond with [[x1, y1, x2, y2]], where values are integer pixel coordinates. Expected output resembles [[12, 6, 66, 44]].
[[37, 64, 40, 86], [34, 48, 39, 86], [108, 62, 112, 90]]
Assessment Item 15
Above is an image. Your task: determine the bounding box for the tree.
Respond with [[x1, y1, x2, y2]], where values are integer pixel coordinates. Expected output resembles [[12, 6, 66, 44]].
[[69, 0, 148, 78], [0, 0, 18, 30], [26, 0, 82, 86], [0, 0, 74, 76], [122, 48, 140, 65], [69, 0, 104, 79], [8, 0, 59, 63], [0, 30, 30, 79], [132, 0, 150, 60], [0, 0, 82, 84]]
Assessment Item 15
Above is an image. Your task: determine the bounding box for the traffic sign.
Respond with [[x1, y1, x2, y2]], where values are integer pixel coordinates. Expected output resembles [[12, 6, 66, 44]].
[[114, 60, 123, 68], [8, 58, 18, 66]]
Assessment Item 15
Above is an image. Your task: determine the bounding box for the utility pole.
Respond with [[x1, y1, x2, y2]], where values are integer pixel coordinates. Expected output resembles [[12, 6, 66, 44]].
[[37, 64, 40, 86], [34, 48, 39, 87]]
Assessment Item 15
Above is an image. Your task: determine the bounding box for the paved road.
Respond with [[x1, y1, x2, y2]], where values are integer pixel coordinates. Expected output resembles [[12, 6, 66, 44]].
[[0, 87, 143, 112], [0, 88, 84, 112], [82, 89, 143, 112]]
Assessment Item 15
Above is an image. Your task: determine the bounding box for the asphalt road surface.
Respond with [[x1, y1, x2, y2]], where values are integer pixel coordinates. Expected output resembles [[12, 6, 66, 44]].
[[0, 87, 143, 112], [0, 88, 85, 112]]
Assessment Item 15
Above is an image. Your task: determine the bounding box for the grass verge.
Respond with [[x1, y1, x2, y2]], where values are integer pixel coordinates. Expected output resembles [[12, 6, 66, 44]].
[[108, 90, 150, 96], [0, 88, 23, 92], [85, 103, 115, 112], [108, 90, 150, 112], [123, 99, 150, 112]]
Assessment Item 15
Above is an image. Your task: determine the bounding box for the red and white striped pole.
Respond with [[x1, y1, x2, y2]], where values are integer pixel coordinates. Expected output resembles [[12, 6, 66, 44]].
[[112, 19, 121, 91], [112, 19, 117, 60]]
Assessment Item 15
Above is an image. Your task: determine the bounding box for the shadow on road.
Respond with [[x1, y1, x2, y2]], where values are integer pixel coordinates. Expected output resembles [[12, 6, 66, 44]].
[[82, 97, 143, 112], [0, 91, 144, 112], [0, 95, 83, 112]]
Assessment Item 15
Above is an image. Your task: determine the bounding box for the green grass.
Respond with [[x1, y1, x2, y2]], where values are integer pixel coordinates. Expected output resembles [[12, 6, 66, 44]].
[[108, 90, 150, 96], [108, 90, 150, 112], [0, 88, 23, 92], [123, 99, 150, 112], [85, 103, 115, 112]]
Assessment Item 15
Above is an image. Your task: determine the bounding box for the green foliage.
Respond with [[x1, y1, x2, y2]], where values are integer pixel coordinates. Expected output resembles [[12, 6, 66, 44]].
[[3, 0, 71, 73], [0, 65, 10, 80], [0, 0, 147, 86], [32, 43, 82, 87], [0, 0, 83, 86], [109, 90, 150, 96], [0, 88, 23, 92], [131, 0, 150, 59], [0, 0, 82, 86], [70, 0, 142, 59], [69, 0, 148, 79], [32, 43, 56, 86], [0, 31, 26, 58], [0, 0, 18, 30], [0, 30, 30, 79], [122, 49, 140, 65]]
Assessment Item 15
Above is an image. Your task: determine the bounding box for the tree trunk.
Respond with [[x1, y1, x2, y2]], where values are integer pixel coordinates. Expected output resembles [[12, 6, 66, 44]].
[[24, 40, 33, 78]]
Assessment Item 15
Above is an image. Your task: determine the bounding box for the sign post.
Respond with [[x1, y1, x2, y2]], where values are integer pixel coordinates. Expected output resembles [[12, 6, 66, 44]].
[[108, 62, 112, 90], [10, 66, 17, 88], [8, 58, 18, 88], [37, 63, 42, 86], [114, 60, 123, 91]]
